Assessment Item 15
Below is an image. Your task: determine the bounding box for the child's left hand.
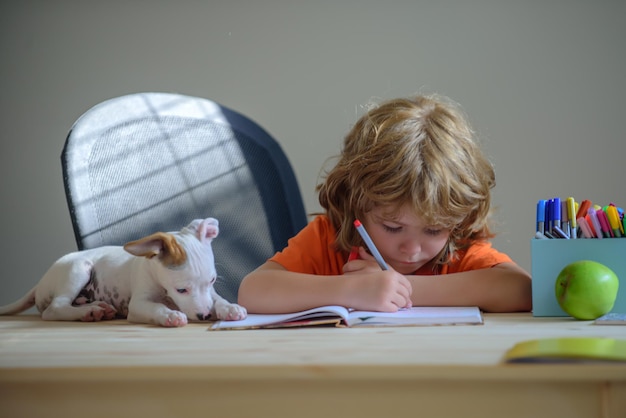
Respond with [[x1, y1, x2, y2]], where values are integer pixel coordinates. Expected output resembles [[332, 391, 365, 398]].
[[344, 246, 385, 272]]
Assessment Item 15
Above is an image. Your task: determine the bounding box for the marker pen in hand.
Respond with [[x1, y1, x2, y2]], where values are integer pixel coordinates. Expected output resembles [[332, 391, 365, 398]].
[[353, 220, 388, 270]]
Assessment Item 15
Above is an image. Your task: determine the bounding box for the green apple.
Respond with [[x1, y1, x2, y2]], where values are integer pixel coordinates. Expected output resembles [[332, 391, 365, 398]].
[[555, 260, 619, 320]]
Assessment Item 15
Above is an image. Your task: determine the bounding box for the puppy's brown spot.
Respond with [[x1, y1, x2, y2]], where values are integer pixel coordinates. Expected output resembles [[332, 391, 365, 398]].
[[124, 232, 187, 267], [159, 234, 187, 267]]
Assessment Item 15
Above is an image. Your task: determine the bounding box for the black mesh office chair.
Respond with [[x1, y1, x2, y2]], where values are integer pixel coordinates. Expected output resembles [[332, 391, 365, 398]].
[[61, 92, 308, 302]]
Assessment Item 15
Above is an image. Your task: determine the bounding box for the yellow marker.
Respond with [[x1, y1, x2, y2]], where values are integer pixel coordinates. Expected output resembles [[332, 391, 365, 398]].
[[566, 197, 577, 239], [606, 206, 623, 237]]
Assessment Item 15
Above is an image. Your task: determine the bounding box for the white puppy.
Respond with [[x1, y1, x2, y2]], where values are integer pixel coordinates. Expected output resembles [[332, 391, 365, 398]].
[[0, 218, 247, 327]]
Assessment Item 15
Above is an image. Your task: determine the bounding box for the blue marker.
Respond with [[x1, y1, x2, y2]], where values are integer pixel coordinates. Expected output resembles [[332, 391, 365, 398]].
[[536, 200, 547, 234], [353, 220, 388, 270], [546, 199, 553, 234], [552, 197, 561, 232]]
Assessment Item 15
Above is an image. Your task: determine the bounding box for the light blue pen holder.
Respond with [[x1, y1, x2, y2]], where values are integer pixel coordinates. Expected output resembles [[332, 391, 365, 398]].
[[530, 239, 626, 316]]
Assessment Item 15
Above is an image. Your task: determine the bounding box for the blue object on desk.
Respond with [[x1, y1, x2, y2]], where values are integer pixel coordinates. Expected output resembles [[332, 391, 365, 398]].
[[552, 197, 561, 232], [530, 239, 626, 316], [536, 200, 546, 234]]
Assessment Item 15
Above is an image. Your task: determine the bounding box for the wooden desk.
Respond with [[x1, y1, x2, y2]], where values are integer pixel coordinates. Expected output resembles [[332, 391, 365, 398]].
[[1, 313, 625, 418]]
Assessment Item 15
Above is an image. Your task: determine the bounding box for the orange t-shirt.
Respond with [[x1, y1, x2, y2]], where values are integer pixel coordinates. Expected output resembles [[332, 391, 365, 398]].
[[269, 215, 513, 275]]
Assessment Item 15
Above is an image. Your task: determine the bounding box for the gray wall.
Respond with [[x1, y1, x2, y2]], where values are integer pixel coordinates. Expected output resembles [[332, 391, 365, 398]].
[[1, 1, 625, 308]]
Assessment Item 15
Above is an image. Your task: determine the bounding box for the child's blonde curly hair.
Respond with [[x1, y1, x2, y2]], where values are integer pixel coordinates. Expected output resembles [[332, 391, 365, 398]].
[[317, 94, 496, 265]]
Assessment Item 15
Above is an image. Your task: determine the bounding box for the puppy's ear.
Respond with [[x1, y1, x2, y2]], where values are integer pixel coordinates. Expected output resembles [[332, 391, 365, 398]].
[[195, 217, 219, 242], [124, 232, 187, 266], [185, 218, 219, 242]]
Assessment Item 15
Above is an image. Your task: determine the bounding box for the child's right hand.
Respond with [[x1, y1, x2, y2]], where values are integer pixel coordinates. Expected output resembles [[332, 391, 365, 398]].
[[343, 248, 412, 312]]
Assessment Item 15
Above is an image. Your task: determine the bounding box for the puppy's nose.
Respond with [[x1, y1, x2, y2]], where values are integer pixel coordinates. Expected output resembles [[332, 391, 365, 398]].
[[197, 313, 212, 321]]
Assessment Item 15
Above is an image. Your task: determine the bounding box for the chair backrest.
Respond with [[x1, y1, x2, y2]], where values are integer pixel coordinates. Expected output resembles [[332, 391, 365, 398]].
[[62, 92, 308, 302]]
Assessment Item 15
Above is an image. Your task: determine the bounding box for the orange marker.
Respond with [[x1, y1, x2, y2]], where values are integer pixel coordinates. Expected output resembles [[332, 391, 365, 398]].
[[576, 199, 592, 220]]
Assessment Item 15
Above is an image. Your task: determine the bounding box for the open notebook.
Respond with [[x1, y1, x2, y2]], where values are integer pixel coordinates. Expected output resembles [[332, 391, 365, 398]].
[[210, 305, 483, 330]]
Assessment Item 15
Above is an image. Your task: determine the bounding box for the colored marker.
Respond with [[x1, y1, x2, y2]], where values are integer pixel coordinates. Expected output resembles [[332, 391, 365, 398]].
[[606, 206, 623, 238], [585, 215, 598, 237], [576, 199, 592, 220], [536, 200, 546, 234], [612, 206, 621, 220], [552, 197, 561, 232], [553, 225, 570, 239], [587, 208, 603, 239], [567, 197, 577, 239], [597, 208, 614, 238], [577, 217, 593, 238], [609, 204, 624, 235], [561, 200, 570, 237], [545, 199, 553, 233], [353, 220, 388, 270]]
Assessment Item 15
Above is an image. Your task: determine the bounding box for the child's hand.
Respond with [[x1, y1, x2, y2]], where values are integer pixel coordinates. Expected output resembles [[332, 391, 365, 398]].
[[344, 246, 385, 272], [343, 247, 412, 311]]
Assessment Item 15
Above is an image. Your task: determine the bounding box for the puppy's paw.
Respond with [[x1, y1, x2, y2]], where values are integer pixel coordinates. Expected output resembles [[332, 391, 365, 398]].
[[160, 311, 188, 327], [97, 302, 118, 320], [80, 302, 117, 322], [216, 303, 247, 321]]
